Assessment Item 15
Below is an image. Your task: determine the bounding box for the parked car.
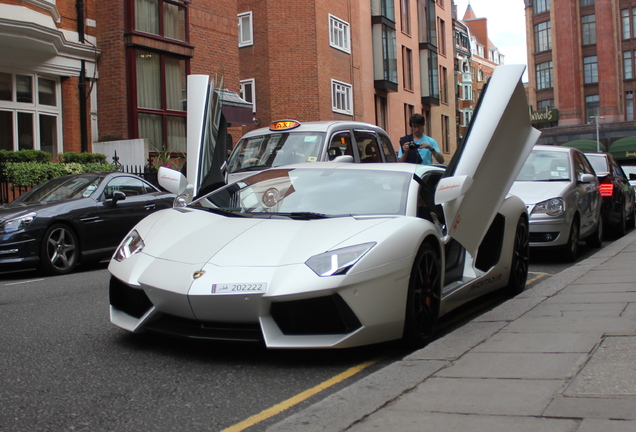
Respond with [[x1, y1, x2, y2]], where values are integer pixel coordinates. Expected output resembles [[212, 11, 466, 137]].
[[0, 172, 175, 275], [224, 120, 398, 183], [585, 152, 635, 237], [619, 164, 636, 193], [108, 64, 540, 349], [510, 145, 603, 261]]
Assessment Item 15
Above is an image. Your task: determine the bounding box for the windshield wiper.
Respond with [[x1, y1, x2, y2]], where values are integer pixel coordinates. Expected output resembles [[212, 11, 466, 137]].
[[283, 212, 330, 220], [197, 207, 247, 217], [232, 164, 270, 173]]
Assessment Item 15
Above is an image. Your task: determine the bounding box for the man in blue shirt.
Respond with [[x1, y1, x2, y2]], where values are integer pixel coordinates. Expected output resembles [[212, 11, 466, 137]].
[[398, 113, 444, 165]]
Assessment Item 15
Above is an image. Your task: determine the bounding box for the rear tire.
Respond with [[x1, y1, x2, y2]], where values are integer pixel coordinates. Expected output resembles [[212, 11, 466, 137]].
[[402, 242, 441, 349], [506, 216, 529, 296]]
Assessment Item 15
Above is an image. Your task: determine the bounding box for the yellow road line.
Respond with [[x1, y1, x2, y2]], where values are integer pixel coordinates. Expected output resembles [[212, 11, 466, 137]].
[[221, 358, 381, 432], [527, 271, 549, 285]]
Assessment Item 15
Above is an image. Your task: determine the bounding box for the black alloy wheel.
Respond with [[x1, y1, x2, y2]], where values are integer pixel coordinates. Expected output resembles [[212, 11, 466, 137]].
[[616, 207, 627, 238], [403, 241, 441, 349], [40, 224, 79, 275], [506, 216, 530, 296]]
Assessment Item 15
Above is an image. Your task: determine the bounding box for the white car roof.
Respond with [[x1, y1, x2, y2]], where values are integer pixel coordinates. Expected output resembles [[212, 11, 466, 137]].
[[240, 121, 387, 139]]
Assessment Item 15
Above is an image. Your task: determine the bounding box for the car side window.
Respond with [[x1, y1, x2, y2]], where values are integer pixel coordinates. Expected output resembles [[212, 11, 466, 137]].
[[104, 177, 149, 199], [354, 130, 380, 163], [378, 133, 398, 162], [327, 131, 353, 160]]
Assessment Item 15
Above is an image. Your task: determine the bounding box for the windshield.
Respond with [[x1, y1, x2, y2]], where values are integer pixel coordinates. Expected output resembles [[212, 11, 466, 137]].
[[13, 175, 102, 203], [226, 132, 326, 174], [192, 168, 411, 217], [585, 154, 609, 176], [516, 150, 571, 181]]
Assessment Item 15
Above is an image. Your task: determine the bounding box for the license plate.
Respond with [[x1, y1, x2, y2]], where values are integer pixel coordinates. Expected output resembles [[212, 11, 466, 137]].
[[212, 282, 267, 294]]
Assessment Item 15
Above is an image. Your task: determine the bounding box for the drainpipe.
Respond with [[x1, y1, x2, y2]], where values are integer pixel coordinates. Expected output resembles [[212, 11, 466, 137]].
[[77, 0, 88, 152]]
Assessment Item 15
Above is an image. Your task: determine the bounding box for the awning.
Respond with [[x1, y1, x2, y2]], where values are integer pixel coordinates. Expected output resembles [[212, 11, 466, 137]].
[[562, 140, 606, 152], [220, 89, 253, 125], [609, 136, 636, 160]]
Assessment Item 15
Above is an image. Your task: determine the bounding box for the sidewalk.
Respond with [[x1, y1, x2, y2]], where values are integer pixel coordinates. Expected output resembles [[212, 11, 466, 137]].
[[267, 230, 636, 432]]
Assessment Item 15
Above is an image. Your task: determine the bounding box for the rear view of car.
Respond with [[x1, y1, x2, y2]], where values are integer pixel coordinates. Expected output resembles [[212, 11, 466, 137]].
[[585, 152, 635, 237], [510, 145, 603, 261], [224, 120, 397, 183]]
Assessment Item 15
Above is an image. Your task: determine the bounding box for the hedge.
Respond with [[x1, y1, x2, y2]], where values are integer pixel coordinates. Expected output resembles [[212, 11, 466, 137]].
[[0, 150, 117, 187]]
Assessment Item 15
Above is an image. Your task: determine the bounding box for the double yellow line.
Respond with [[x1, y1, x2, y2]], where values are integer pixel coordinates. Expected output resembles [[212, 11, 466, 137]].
[[221, 358, 381, 432]]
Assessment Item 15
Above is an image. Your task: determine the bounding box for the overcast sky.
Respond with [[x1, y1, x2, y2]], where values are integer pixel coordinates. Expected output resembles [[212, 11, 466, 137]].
[[453, 0, 528, 80]]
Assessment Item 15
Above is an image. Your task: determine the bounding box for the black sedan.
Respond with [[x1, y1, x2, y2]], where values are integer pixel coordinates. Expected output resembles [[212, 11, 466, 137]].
[[585, 152, 636, 237], [0, 172, 174, 275]]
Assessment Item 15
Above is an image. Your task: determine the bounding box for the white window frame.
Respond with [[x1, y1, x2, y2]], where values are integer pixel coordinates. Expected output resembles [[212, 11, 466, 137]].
[[331, 79, 353, 115], [238, 12, 253, 47], [0, 72, 62, 153], [329, 15, 351, 53], [240, 78, 256, 113]]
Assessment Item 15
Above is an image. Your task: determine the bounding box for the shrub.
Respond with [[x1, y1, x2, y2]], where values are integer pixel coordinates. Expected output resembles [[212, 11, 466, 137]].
[[3, 162, 117, 187], [58, 152, 108, 164], [0, 149, 52, 163]]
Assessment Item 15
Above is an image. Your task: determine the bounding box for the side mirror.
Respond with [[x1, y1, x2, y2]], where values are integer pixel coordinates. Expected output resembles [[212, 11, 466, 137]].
[[112, 190, 126, 202], [434, 175, 474, 205], [159, 166, 190, 195], [579, 173, 596, 184], [332, 155, 354, 163], [158, 166, 194, 205]]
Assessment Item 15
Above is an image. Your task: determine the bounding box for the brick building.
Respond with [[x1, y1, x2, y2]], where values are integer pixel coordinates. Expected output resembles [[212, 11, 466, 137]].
[[237, 0, 458, 155], [454, 3, 503, 142], [0, 0, 241, 160], [525, 0, 636, 159]]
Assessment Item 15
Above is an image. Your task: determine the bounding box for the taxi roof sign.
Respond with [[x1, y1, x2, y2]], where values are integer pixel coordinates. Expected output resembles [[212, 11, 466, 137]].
[[269, 120, 301, 131]]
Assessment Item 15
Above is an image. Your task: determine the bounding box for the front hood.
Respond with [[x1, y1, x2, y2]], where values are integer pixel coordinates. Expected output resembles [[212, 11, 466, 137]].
[[509, 181, 569, 205], [0, 200, 77, 221], [140, 208, 388, 267]]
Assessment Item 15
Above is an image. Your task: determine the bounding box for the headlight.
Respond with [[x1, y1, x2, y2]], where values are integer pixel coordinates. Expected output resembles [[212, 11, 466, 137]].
[[532, 198, 565, 216], [0, 212, 36, 234], [305, 242, 376, 277], [114, 230, 145, 261]]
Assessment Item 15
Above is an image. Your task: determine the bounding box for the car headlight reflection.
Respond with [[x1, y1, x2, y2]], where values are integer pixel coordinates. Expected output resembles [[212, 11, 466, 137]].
[[0, 212, 36, 234], [114, 230, 145, 261], [306, 242, 376, 277], [532, 198, 565, 216]]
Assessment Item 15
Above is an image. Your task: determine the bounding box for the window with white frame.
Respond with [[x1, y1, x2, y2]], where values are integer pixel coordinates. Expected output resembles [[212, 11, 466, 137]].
[[329, 15, 350, 53], [240, 79, 256, 113], [0, 72, 61, 154], [331, 80, 353, 115], [238, 12, 253, 47]]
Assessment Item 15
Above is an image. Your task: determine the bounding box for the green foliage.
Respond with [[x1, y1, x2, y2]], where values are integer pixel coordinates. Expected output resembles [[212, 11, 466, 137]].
[[58, 152, 107, 164], [0, 149, 52, 163], [3, 162, 117, 187]]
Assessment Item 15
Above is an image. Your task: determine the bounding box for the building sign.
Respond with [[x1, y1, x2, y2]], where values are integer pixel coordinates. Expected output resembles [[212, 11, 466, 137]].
[[529, 106, 559, 125]]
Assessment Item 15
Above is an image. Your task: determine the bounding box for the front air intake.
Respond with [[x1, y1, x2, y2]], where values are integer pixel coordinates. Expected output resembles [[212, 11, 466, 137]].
[[271, 294, 361, 335], [109, 276, 153, 319]]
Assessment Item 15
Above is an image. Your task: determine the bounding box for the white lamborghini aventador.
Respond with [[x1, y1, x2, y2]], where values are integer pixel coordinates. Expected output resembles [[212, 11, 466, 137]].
[[108, 64, 541, 349]]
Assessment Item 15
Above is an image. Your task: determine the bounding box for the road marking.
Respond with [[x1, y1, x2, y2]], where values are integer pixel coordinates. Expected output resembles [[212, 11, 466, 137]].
[[4, 279, 45, 286], [221, 358, 381, 432], [527, 272, 549, 285]]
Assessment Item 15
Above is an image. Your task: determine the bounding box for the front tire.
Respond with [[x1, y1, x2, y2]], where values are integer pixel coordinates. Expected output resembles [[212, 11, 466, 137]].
[[562, 219, 579, 263], [39, 224, 79, 275], [506, 216, 529, 296], [402, 242, 441, 349]]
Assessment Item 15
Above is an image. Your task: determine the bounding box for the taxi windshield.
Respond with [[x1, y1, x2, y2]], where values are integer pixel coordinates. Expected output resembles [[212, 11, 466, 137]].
[[226, 132, 325, 174], [192, 168, 411, 217]]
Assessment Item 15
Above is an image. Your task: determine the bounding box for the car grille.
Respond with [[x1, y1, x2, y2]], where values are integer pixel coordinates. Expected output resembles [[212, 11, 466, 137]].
[[109, 276, 153, 319], [145, 315, 263, 343], [271, 294, 362, 335]]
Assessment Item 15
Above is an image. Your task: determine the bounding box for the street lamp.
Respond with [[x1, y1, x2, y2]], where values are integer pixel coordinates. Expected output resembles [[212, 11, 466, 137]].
[[590, 115, 605, 152]]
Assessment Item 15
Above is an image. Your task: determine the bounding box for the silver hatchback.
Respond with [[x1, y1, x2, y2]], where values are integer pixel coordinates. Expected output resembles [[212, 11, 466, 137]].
[[509, 145, 602, 261]]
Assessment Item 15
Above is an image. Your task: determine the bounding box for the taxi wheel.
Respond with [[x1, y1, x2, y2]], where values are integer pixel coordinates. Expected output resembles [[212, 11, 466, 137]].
[[39, 224, 79, 275], [403, 242, 441, 349], [506, 216, 529, 296]]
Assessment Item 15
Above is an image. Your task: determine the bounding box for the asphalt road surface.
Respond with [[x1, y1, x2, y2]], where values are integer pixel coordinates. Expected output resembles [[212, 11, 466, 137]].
[[0, 237, 613, 432]]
